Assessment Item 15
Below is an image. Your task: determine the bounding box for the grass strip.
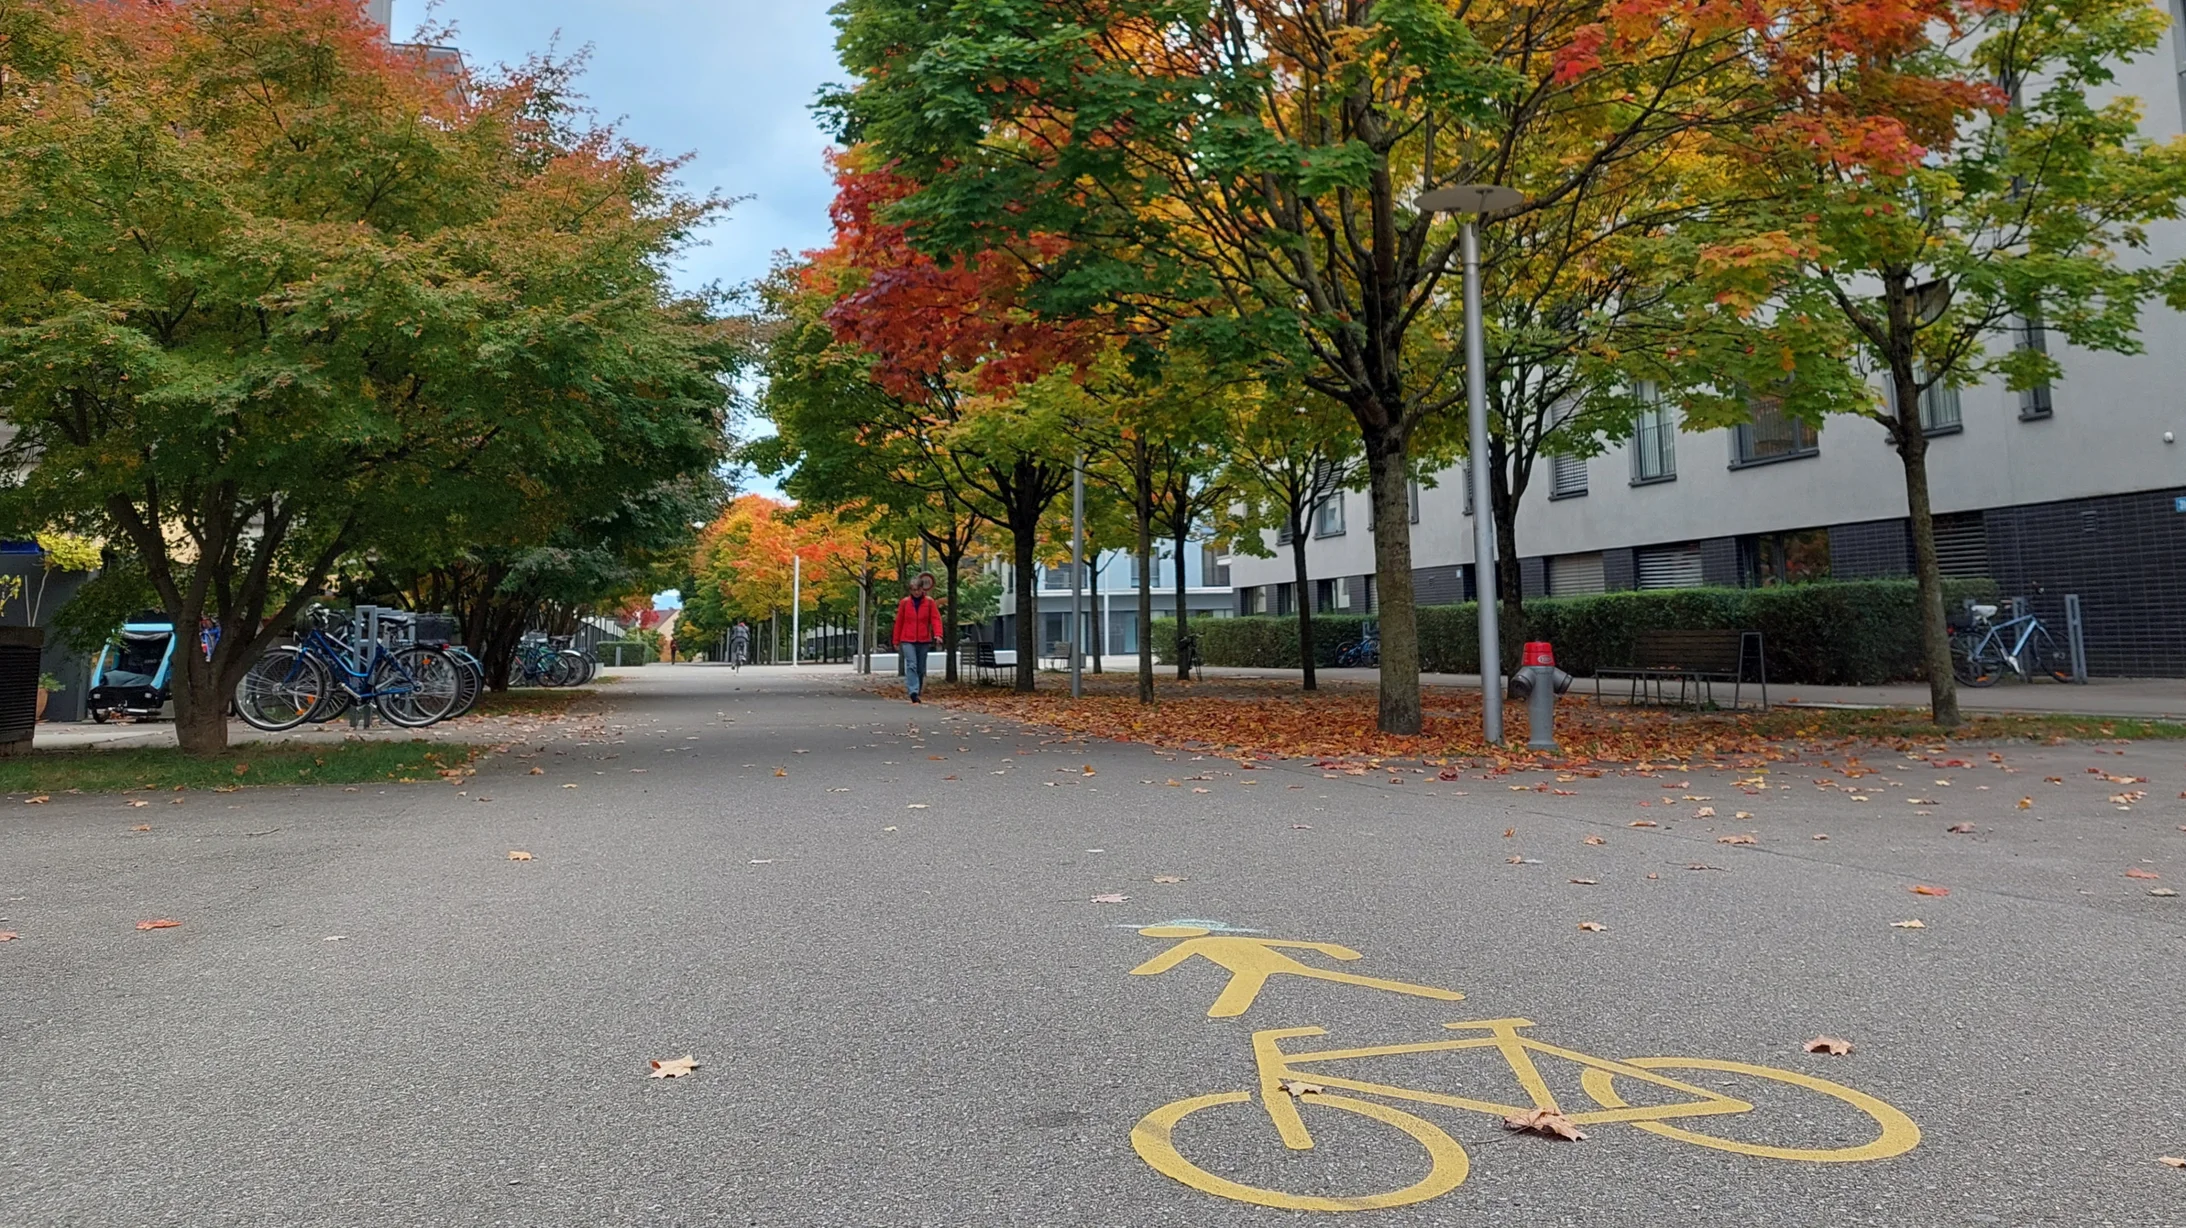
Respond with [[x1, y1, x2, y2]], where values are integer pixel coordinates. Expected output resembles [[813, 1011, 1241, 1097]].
[[1747, 708, 2186, 743], [0, 741, 480, 796]]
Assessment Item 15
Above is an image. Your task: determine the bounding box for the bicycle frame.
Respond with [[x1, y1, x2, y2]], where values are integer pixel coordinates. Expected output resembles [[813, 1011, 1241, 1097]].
[[298, 626, 420, 702], [1964, 613, 2047, 679], [1250, 1021, 1751, 1148]]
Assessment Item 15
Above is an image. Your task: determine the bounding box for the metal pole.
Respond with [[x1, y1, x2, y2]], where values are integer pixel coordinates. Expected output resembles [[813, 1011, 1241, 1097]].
[[792, 555, 801, 667], [1071, 453, 1085, 698], [1465, 218, 1503, 744], [857, 579, 869, 675], [2065, 593, 2088, 683]]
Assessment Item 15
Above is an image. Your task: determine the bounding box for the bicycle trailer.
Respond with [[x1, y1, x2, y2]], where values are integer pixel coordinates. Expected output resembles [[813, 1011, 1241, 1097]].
[[88, 619, 178, 723]]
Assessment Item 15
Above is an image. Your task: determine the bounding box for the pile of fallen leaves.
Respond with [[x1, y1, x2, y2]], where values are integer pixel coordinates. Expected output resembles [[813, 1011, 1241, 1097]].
[[930, 677, 1800, 768]]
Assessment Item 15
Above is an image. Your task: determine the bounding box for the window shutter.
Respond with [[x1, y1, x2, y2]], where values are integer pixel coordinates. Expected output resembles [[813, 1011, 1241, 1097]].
[[1636, 545, 1705, 589]]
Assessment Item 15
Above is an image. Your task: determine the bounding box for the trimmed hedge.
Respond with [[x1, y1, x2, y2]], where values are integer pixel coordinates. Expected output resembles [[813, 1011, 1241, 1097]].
[[1152, 614, 1374, 670], [1193, 579, 1998, 686], [594, 640, 659, 666]]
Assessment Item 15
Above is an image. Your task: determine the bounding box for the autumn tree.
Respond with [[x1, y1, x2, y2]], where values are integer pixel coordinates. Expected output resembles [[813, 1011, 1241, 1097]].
[[832, 0, 1798, 733], [1661, 0, 2186, 725], [0, 0, 734, 751], [1219, 394, 1362, 691], [800, 159, 1088, 691]]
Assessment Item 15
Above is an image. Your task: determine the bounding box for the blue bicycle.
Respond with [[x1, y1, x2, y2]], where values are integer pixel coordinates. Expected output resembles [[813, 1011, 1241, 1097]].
[[1950, 603, 2075, 688], [1336, 627, 1381, 668], [235, 608, 461, 731]]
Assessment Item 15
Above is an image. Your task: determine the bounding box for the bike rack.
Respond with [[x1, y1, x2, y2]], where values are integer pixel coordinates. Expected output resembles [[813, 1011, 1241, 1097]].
[[2064, 594, 2089, 684]]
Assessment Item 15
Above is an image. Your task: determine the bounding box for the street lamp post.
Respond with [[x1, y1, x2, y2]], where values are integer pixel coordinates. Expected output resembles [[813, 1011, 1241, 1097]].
[[1418, 184, 1523, 744], [1071, 454, 1086, 699]]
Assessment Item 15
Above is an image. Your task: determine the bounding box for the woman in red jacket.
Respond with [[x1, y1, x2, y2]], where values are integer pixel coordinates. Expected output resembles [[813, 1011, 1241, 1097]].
[[892, 572, 947, 703]]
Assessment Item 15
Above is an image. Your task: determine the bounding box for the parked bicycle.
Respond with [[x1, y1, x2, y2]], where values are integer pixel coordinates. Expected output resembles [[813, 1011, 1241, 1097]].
[[1335, 631, 1381, 669], [1174, 633, 1203, 682], [235, 608, 463, 731], [1949, 602, 2075, 687], [511, 633, 595, 687]]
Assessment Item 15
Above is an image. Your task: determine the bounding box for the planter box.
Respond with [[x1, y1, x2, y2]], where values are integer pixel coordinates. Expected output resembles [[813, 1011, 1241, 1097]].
[[0, 626, 44, 757]]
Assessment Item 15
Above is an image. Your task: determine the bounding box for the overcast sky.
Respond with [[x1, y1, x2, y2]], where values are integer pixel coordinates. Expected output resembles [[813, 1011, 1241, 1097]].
[[408, 1, 841, 295]]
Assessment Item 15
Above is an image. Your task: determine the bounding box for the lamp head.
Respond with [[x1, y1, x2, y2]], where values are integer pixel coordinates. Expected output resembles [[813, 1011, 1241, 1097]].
[[1416, 184, 1524, 214]]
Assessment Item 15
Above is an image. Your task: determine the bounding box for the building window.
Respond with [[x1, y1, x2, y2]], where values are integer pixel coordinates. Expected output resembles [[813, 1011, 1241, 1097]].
[[2017, 311, 2053, 419], [1636, 544, 1705, 589], [1246, 586, 1269, 615], [1731, 396, 1820, 467], [1313, 493, 1345, 537], [1043, 563, 1082, 590], [1200, 545, 1229, 588], [1275, 519, 1295, 548], [1742, 529, 1832, 587], [1549, 453, 1588, 499], [1275, 582, 1294, 615], [1548, 553, 1606, 595], [1631, 384, 1677, 483], [1885, 365, 1962, 435]]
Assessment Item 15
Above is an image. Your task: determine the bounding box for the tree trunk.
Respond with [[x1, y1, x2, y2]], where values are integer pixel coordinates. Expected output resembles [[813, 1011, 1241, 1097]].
[[1011, 514, 1039, 692], [1089, 549, 1103, 673], [944, 562, 961, 683], [1135, 439, 1155, 705], [1292, 522, 1317, 691], [1490, 434, 1524, 620], [1173, 520, 1191, 681], [1363, 427, 1421, 734], [1894, 376, 1961, 727], [171, 633, 233, 756]]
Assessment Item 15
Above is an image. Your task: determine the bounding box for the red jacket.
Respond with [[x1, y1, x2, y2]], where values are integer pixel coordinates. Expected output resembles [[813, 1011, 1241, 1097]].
[[893, 593, 946, 647]]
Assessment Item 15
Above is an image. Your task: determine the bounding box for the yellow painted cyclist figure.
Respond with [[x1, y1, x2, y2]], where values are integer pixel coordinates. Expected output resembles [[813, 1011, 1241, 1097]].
[[1132, 925, 1467, 1017]]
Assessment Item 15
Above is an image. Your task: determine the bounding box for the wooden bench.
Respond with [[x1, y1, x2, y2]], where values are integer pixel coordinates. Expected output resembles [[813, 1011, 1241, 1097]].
[[1593, 629, 1768, 710], [967, 639, 1004, 687]]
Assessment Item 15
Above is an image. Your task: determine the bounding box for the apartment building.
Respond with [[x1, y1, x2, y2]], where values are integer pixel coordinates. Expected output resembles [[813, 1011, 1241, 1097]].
[[1228, 52, 2186, 679], [986, 547, 1234, 656]]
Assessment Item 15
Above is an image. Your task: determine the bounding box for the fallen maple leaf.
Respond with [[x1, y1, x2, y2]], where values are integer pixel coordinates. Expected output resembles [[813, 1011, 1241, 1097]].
[[507, 850, 533, 861], [0, 931, 18, 941], [2159, 1156, 2185, 1169], [1278, 1079, 1325, 1098], [1503, 1107, 1587, 1141], [772, 768, 787, 777], [562, 783, 578, 789], [1583, 835, 1606, 846], [126, 799, 148, 808], [135, 919, 181, 930], [1577, 921, 1608, 932], [1503, 827, 1516, 838], [1910, 884, 1951, 897], [2150, 888, 2178, 897], [1628, 820, 1658, 828], [1152, 876, 1185, 884], [1091, 893, 1129, 904], [2015, 797, 2031, 809], [1569, 878, 1599, 885], [1717, 834, 1756, 845], [1890, 919, 1926, 928], [24, 795, 48, 805], [1693, 806, 1716, 818], [907, 803, 930, 809], [1803, 1036, 1853, 1056], [528, 767, 544, 775], [1946, 823, 1977, 834], [130, 824, 151, 832], [648, 1055, 699, 1079], [2125, 867, 2162, 880], [1082, 765, 1096, 776]]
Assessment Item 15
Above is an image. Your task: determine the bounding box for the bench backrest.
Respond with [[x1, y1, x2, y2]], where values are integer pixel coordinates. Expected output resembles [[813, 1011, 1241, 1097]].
[[1634, 629, 1750, 673], [974, 643, 999, 666]]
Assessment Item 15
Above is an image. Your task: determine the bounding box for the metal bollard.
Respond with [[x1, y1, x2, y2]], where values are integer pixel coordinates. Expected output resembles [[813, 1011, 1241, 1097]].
[[1505, 641, 1574, 752]]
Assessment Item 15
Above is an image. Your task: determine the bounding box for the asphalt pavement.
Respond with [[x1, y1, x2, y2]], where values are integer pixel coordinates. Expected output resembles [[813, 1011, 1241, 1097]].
[[3, 665, 2183, 1227]]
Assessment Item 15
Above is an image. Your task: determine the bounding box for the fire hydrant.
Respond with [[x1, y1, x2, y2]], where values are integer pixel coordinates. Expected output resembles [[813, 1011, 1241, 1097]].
[[1506, 641, 1574, 752]]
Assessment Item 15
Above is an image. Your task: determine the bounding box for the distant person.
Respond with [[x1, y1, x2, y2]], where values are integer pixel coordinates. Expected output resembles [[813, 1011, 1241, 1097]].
[[730, 620, 751, 670], [892, 572, 945, 704]]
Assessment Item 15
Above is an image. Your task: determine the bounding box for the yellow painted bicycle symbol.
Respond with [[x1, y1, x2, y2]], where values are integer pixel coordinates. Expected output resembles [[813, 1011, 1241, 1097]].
[[1127, 926, 1920, 1212]]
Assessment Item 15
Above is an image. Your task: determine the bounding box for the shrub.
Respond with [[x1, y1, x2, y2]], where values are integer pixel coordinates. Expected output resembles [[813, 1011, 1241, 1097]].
[[595, 640, 658, 666], [1202, 579, 1998, 684], [1153, 613, 1374, 668]]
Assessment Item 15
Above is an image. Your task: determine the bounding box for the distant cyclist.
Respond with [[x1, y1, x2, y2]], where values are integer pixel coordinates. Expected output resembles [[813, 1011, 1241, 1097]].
[[730, 619, 751, 670]]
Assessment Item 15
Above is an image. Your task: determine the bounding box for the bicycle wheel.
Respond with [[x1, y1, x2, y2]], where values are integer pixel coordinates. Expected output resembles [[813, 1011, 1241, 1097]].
[[2027, 628, 2076, 683], [1578, 1057, 1920, 1162], [372, 648, 462, 728], [1950, 633, 2001, 687], [444, 652, 485, 718], [557, 649, 594, 686], [235, 648, 329, 732], [1130, 1090, 1469, 1212]]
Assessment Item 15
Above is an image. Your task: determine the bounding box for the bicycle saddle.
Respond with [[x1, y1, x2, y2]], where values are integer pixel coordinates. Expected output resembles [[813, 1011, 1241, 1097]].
[[1970, 604, 1998, 619]]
